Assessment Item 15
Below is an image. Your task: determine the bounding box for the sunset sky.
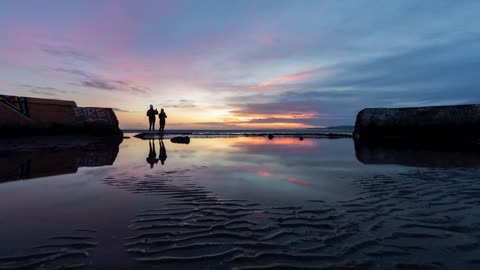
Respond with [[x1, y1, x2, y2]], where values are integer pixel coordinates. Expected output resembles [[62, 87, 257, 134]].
[[1, 0, 479, 129]]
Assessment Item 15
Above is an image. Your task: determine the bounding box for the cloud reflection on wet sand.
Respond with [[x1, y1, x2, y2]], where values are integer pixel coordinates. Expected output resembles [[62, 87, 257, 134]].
[[2, 136, 480, 269]]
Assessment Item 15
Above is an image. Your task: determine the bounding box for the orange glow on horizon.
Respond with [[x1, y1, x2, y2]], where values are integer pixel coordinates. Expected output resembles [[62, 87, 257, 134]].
[[227, 112, 318, 120], [116, 113, 318, 129], [112, 103, 320, 130], [231, 122, 315, 129]]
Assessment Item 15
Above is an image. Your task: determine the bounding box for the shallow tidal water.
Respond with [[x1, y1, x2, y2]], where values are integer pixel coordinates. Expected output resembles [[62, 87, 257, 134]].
[[1, 135, 480, 269]]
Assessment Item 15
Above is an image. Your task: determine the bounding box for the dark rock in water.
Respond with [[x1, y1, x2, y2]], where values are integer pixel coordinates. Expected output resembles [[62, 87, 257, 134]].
[[134, 132, 158, 139], [134, 133, 147, 139], [354, 104, 480, 142], [299, 136, 304, 141], [171, 136, 190, 144], [268, 134, 274, 140]]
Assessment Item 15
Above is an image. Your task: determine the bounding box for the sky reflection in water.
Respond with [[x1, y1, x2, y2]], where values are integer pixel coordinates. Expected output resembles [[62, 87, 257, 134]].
[[118, 136, 407, 204], [1, 136, 479, 269]]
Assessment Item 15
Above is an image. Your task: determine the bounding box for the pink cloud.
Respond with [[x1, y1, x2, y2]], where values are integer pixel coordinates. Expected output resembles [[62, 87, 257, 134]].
[[0, 4, 138, 71], [287, 177, 313, 187], [0, 3, 147, 75], [0, 23, 57, 67], [239, 165, 314, 187], [246, 84, 276, 91], [260, 33, 276, 45], [1, 2, 297, 97], [0, 81, 13, 88], [278, 70, 314, 82], [246, 69, 316, 91], [230, 103, 323, 119]]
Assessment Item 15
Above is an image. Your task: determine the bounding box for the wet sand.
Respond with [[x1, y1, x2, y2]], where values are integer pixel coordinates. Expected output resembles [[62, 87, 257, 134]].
[[111, 169, 480, 269], [1, 136, 479, 269]]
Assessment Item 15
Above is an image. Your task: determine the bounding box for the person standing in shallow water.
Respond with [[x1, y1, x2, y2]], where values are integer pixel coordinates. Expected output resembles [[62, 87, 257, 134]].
[[159, 108, 167, 137], [146, 105, 158, 132]]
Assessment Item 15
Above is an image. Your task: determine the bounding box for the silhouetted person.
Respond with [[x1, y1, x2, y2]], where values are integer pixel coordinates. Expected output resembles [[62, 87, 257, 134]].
[[146, 139, 159, 168], [159, 139, 167, 165], [159, 108, 167, 137], [146, 105, 158, 131]]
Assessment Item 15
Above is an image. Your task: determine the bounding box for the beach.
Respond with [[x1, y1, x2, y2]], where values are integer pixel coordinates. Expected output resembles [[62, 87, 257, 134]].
[[2, 0, 479, 268], [1, 133, 480, 269]]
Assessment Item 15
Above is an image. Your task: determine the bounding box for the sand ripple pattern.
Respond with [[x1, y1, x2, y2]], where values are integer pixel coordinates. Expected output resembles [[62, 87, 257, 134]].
[[342, 169, 480, 269], [106, 169, 480, 269], [102, 169, 197, 196], [0, 230, 97, 270]]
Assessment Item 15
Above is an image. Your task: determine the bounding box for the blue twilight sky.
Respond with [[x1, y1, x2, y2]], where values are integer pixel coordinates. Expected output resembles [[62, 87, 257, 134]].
[[0, 0, 479, 129]]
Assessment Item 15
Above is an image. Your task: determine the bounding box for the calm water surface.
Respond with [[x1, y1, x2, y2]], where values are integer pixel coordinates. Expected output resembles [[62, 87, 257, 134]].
[[1, 135, 479, 269]]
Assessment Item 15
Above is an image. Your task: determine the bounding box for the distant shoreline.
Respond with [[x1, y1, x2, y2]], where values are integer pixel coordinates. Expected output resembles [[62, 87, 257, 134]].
[[123, 127, 354, 136], [131, 129, 353, 139]]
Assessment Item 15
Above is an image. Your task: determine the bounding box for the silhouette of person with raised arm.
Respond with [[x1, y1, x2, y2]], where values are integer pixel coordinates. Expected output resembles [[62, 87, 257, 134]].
[[146, 105, 158, 132], [159, 139, 167, 165], [159, 108, 167, 137], [146, 139, 159, 168]]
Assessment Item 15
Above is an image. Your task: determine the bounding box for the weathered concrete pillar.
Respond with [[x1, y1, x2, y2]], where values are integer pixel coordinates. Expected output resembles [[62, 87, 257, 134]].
[[353, 105, 480, 142]]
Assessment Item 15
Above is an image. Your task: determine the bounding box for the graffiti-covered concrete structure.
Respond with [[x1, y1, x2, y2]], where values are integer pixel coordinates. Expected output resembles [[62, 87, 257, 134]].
[[0, 94, 122, 137]]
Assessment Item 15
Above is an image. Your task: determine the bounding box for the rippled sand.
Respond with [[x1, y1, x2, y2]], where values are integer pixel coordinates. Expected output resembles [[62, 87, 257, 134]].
[[116, 170, 480, 269]]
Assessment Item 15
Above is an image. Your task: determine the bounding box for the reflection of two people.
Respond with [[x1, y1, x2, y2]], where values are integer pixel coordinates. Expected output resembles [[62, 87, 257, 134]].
[[146, 139, 167, 168], [146, 139, 158, 168], [159, 140, 167, 165]]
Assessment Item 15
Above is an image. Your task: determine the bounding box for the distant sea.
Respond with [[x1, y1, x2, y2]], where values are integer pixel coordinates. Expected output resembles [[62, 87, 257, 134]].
[[123, 126, 354, 137]]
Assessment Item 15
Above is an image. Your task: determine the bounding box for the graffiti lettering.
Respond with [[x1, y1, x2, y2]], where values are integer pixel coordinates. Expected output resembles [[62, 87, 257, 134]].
[[74, 107, 113, 126], [0, 95, 30, 119]]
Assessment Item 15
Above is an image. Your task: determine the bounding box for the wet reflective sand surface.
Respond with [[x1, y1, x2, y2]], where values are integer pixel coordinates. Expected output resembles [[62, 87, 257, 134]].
[[1, 135, 480, 269]]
